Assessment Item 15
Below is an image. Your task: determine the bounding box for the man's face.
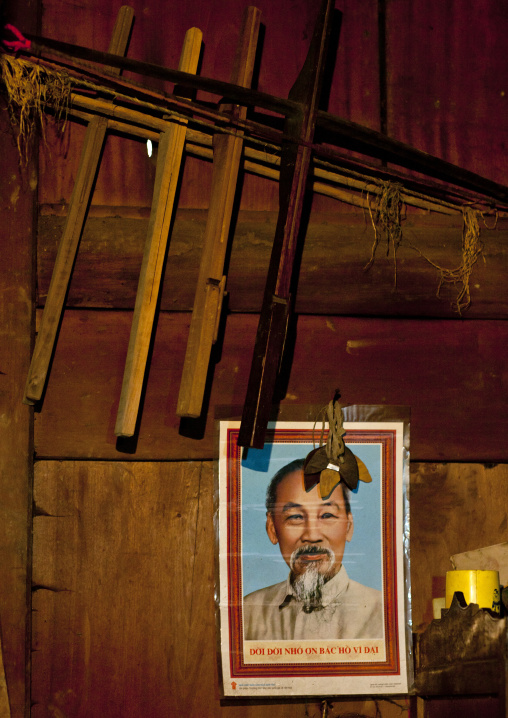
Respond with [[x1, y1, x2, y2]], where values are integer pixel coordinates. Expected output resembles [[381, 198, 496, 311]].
[[266, 469, 353, 580]]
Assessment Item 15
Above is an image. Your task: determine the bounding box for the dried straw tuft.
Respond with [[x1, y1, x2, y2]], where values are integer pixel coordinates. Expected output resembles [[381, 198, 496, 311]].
[[436, 206, 483, 314], [365, 181, 404, 286], [0, 54, 71, 161]]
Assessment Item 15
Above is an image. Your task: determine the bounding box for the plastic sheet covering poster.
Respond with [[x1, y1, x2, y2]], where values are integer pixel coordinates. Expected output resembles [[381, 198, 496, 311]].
[[217, 413, 410, 697]]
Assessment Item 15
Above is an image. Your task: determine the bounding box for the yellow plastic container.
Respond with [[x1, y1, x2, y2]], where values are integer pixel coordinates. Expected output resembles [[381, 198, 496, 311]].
[[445, 569, 501, 613]]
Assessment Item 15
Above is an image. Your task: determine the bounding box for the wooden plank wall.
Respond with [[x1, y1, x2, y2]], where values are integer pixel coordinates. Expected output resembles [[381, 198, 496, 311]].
[[1, 0, 507, 715], [30, 460, 508, 718], [31, 461, 412, 718], [37, 210, 508, 318]]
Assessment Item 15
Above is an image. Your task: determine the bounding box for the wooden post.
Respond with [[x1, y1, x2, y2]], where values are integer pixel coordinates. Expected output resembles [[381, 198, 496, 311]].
[[0, 21, 36, 713], [238, 0, 334, 447], [23, 5, 134, 405], [114, 27, 202, 437], [177, 6, 261, 418]]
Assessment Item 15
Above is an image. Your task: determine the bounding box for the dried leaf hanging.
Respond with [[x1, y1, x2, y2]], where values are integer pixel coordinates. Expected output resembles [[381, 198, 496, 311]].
[[303, 394, 372, 499]]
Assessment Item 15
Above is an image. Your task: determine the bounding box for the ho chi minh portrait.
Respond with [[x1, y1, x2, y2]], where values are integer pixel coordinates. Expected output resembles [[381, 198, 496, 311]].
[[243, 457, 383, 642], [218, 417, 410, 698]]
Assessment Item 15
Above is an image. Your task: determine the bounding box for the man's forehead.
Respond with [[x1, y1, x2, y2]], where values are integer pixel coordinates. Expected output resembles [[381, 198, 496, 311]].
[[274, 469, 346, 506]]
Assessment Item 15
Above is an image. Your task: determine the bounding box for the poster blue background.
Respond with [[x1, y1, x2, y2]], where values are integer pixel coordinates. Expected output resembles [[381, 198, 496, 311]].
[[241, 440, 383, 596]]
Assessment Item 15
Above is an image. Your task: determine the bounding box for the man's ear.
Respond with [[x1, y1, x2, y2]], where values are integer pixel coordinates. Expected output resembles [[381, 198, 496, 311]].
[[266, 512, 279, 545], [346, 513, 354, 542]]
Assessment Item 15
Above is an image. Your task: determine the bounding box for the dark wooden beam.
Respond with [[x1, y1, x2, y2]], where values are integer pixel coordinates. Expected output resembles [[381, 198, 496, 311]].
[[25, 33, 297, 117], [33, 310, 508, 463], [317, 110, 508, 203], [238, 0, 335, 447], [38, 211, 508, 319]]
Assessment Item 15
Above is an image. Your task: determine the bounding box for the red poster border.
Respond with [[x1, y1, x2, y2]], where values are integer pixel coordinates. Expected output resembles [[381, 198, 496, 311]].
[[225, 426, 401, 679]]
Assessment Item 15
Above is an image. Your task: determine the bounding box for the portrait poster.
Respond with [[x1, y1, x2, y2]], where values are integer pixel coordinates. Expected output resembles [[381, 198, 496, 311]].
[[216, 410, 411, 697]]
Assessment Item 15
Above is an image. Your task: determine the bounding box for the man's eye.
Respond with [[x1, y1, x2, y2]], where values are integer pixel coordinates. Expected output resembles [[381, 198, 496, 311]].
[[286, 513, 304, 522], [320, 512, 338, 519]]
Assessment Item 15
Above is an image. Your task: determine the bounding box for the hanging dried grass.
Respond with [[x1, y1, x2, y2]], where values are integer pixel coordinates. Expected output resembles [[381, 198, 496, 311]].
[[365, 181, 404, 286], [436, 206, 484, 313], [363, 176, 485, 312], [408, 206, 484, 314], [0, 54, 71, 162]]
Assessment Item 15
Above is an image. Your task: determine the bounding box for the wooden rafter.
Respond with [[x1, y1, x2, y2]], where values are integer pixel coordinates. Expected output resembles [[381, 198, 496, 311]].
[[21, 26, 508, 205]]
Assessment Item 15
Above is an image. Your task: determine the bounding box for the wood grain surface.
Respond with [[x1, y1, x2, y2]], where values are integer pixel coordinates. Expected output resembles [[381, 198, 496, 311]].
[[32, 460, 410, 718], [0, 96, 35, 718], [32, 459, 508, 715]]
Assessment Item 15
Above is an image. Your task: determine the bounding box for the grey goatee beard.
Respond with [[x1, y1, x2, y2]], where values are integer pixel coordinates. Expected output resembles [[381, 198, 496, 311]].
[[289, 545, 335, 612]]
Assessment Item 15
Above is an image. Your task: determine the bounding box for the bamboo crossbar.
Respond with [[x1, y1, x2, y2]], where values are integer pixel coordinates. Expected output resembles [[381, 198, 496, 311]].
[[10, 47, 507, 212], [66, 94, 459, 215], [21, 32, 508, 205]]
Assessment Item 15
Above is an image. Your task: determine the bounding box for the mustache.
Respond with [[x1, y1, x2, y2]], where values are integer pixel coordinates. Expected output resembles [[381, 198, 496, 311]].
[[290, 544, 334, 567]]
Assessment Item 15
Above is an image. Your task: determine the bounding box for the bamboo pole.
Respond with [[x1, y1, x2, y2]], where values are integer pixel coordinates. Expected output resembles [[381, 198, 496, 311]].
[[66, 95, 458, 215], [23, 29, 508, 204], [177, 6, 261, 418], [114, 27, 202, 437], [23, 5, 134, 404]]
